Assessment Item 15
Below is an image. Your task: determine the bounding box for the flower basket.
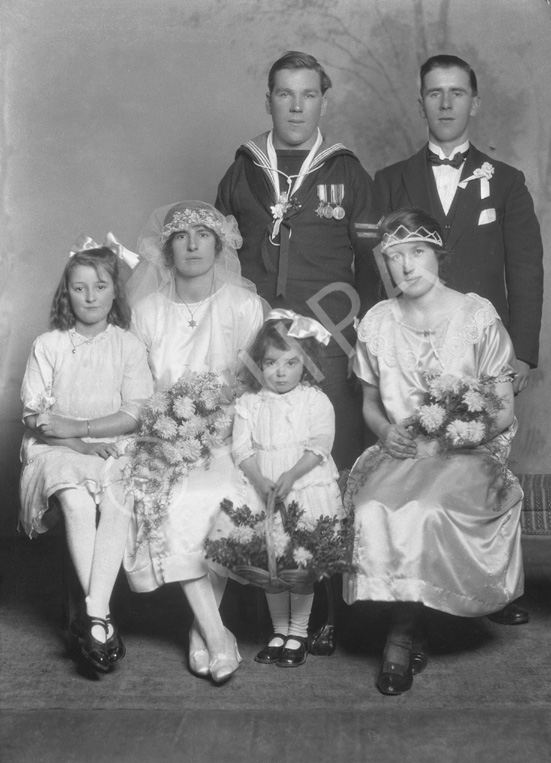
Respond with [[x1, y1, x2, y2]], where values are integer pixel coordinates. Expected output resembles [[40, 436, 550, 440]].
[[232, 493, 317, 593], [205, 495, 354, 590]]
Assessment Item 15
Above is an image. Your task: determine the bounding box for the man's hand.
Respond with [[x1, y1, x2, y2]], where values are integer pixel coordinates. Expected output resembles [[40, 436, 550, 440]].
[[513, 359, 530, 395]]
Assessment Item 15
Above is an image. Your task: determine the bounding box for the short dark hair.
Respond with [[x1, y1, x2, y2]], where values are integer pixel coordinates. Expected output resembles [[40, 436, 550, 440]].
[[267, 51, 332, 94], [162, 228, 223, 268], [420, 55, 478, 96], [50, 247, 131, 331], [379, 207, 451, 283], [242, 318, 325, 392]]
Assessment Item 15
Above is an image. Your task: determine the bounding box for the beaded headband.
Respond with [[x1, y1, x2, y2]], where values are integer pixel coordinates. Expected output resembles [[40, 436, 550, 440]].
[[160, 209, 225, 244], [380, 225, 443, 253]]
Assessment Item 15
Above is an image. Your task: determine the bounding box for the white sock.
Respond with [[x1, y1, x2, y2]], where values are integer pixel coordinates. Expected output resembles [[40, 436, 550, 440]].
[[287, 592, 314, 645], [266, 591, 290, 644]]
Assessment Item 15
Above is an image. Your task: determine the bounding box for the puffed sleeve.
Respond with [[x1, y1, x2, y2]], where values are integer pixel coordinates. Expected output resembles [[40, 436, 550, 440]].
[[475, 316, 517, 381], [352, 305, 385, 386], [231, 394, 257, 466], [130, 301, 153, 351], [237, 293, 264, 353], [21, 335, 55, 419], [304, 389, 335, 461], [119, 333, 154, 423]]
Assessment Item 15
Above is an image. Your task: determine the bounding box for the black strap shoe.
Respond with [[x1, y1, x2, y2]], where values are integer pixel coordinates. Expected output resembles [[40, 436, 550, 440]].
[[105, 615, 126, 664], [80, 614, 110, 672], [254, 633, 287, 664], [276, 636, 308, 668]]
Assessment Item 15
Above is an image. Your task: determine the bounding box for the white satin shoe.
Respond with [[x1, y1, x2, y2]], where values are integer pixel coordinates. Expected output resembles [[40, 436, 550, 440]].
[[188, 623, 210, 677], [209, 629, 242, 684]]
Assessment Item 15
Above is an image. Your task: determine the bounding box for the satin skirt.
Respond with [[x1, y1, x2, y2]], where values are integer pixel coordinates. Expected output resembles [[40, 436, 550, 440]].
[[343, 445, 524, 617]]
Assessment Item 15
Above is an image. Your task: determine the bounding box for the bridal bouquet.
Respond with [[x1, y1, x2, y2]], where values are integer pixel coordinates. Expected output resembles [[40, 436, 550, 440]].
[[126, 369, 232, 544], [205, 499, 354, 590], [405, 372, 505, 452]]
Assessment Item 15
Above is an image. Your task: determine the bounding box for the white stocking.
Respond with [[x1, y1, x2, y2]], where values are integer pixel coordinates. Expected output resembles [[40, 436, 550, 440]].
[[265, 591, 291, 644], [57, 487, 97, 596], [180, 576, 226, 656], [288, 591, 314, 643], [86, 481, 131, 621], [208, 569, 227, 608]]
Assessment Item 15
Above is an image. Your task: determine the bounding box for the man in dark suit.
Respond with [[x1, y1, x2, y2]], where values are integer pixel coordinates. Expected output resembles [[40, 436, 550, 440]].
[[375, 54, 544, 626]]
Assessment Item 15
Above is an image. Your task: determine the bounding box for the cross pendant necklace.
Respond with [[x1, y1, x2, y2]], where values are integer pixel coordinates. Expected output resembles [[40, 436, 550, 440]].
[[176, 275, 215, 329]]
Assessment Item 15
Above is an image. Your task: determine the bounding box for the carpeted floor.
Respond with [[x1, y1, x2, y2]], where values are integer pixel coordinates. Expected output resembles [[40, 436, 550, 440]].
[[1, 533, 550, 762]]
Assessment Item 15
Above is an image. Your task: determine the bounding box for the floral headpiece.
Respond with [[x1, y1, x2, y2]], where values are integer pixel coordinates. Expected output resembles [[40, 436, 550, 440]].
[[266, 308, 331, 346], [380, 225, 443, 254], [161, 209, 226, 244]]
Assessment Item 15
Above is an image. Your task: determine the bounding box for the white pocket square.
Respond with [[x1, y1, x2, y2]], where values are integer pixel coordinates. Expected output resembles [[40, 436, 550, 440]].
[[478, 208, 496, 225]]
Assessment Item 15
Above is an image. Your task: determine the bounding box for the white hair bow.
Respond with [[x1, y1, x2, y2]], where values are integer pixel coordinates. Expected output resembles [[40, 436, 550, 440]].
[[69, 232, 140, 269], [266, 308, 331, 346]]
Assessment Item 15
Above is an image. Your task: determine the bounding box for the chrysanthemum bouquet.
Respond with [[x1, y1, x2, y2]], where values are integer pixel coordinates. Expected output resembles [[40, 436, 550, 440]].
[[204, 499, 354, 591], [405, 372, 505, 452], [126, 369, 232, 544]]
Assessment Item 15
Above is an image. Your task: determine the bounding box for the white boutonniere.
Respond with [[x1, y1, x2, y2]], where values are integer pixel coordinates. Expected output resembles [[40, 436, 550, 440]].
[[458, 162, 495, 199], [270, 193, 291, 239]]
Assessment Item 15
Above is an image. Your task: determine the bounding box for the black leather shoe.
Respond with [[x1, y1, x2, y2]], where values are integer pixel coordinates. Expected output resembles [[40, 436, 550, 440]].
[[487, 603, 530, 625], [377, 659, 413, 695], [78, 614, 110, 672], [411, 637, 428, 675], [105, 615, 126, 664], [308, 623, 336, 656], [254, 633, 287, 664], [277, 636, 308, 668]]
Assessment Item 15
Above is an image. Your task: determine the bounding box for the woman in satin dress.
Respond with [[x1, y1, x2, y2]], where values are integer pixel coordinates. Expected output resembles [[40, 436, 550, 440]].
[[344, 208, 524, 695]]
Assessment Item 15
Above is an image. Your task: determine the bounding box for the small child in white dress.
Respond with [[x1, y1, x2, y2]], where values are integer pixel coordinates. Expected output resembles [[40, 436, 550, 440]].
[[232, 309, 345, 667], [19, 242, 153, 673]]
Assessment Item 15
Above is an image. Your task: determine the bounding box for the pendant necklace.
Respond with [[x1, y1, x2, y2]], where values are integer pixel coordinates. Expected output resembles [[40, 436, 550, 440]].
[[69, 330, 94, 354], [176, 274, 215, 329]]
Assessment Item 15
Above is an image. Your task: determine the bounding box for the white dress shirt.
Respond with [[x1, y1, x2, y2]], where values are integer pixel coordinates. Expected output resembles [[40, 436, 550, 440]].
[[429, 140, 470, 215]]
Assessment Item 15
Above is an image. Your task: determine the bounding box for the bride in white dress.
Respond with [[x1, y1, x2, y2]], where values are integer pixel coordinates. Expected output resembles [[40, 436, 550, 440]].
[[124, 201, 264, 683]]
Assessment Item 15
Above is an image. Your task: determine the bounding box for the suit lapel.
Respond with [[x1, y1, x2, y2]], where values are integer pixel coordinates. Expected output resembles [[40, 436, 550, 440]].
[[402, 148, 436, 217], [446, 146, 485, 250]]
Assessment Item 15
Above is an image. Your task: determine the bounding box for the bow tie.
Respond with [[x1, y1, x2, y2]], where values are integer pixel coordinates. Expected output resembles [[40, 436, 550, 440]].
[[428, 150, 468, 169]]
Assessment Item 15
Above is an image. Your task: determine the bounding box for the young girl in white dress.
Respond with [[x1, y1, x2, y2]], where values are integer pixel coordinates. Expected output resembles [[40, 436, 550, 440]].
[[19, 243, 153, 673], [233, 310, 345, 668]]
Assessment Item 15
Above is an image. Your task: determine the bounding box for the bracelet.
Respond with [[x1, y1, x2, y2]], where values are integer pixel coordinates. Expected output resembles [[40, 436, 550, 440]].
[[86, 420, 91, 437]]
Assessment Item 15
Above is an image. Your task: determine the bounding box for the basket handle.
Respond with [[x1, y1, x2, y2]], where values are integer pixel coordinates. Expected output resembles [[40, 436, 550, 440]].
[[265, 490, 278, 585]]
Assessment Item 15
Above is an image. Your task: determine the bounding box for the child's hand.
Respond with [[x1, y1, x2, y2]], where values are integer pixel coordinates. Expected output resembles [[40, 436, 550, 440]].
[[37, 413, 82, 439], [274, 471, 296, 500], [254, 476, 276, 502]]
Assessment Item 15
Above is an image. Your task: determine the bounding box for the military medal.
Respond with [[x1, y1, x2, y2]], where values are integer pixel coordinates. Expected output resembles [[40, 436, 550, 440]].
[[316, 185, 331, 218], [331, 184, 345, 219]]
